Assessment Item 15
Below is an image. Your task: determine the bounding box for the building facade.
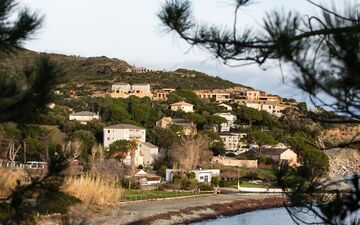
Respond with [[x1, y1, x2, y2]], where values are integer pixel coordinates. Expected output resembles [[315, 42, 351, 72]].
[[165, 169, 220, 183], [213, 112, 237, 132], [212, 157, 258, 168], [170, 101, 194, 113], [153, 88, 176, 101], [220, 132, 247, 152], [103, 124, 146, 149], [110, 83, 152, 99], [69, 111, 100, 124], [138, 142, 159, 166]]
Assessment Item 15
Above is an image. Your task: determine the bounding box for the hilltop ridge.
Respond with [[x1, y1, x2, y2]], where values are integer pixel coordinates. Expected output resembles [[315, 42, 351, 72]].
[[4, 49, 251, 93]]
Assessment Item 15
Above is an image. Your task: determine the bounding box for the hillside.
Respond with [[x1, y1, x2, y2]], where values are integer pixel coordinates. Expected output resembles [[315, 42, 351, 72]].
[[2, 49, 249, 92]]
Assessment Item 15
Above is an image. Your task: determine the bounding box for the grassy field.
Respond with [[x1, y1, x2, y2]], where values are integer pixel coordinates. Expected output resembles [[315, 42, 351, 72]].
[[121, 189, 212, 202]]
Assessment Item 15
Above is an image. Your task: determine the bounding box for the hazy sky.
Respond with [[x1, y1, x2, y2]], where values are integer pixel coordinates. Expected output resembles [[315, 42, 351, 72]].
[[20, 0, 331, 104]]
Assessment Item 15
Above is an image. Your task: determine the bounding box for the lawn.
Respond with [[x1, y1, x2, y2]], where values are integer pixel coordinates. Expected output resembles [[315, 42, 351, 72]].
[[121, 189, 212, 202], [223, 180, 273, 188]]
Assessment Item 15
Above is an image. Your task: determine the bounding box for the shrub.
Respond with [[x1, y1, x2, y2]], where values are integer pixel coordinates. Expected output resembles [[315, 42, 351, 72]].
[[198, 182, 213, 191], [242, 172, 259, 180], [258, 157, 275, 165], [36, 191, 81, 214], [64, 176, 123, 205], [0, 169, 26, 198]]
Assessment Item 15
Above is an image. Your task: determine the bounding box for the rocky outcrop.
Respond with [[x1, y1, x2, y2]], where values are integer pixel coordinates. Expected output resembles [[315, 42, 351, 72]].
[[82, 56, 131, 74], [322, 125, 360, 146], [325, 148, 360, 177]]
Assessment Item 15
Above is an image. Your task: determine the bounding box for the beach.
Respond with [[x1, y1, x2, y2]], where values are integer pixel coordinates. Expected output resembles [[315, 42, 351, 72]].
[[46, 192, 286, 225]]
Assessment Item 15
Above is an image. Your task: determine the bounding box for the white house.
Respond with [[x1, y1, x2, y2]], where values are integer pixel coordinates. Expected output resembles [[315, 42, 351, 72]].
[[103, 124, 146, 149], [138, 142, 159, 166], [220, 132, 247, 152], [131, 67, 156, 73], [213, 112, 237, 132], [111, 83, 152, 99], [134, 170, 161, 187], [243, 101, 287, 117], [170, 101, 194, 113], [218, 103, 232, 111], [69, 111, 100, 124], [165, 169, 220, 183]]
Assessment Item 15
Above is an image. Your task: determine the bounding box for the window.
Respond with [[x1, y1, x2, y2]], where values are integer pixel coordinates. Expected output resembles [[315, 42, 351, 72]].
[[204, 175, 209, 182], [200, 176, 204, 180], [107, 130, 110, 133], [107, 137, 110, 140]]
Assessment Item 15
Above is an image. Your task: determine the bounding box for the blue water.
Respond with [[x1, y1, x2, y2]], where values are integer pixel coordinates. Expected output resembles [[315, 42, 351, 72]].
[[191, 207, 359, 225]]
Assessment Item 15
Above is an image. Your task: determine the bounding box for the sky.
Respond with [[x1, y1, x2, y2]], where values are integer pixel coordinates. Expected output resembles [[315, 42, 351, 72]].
[[19, 0, 330, 104]]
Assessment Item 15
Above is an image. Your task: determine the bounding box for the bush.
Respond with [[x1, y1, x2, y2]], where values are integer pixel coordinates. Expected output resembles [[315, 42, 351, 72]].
[[64, 176, 123, 205], [242, 172, 259, 180], [198, 182, 213, 191], [258, 157, 275, 165], [36, 191, 81, 214], [0, 170, 26, 198]]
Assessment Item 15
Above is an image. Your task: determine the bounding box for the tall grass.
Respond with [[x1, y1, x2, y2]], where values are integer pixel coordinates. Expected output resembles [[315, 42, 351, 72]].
[[0, 169, 26, 197], [64, 176, 123, 205]]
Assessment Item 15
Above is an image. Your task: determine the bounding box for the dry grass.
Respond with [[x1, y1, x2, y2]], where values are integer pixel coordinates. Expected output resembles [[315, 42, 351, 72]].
[[63, 176, 123, 205], [0, 169, 26, 197]]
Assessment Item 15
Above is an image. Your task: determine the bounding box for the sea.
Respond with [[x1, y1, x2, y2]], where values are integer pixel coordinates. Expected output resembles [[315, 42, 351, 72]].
[[191, 207, 359, 225]]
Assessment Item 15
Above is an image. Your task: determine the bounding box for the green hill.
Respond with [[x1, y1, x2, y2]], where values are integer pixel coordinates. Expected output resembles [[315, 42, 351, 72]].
[[1, 49, 250, 93]]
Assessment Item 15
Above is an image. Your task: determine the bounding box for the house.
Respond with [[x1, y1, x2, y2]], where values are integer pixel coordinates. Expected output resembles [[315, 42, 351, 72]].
[[212, 156, 258, 168], [111, 82, 131, 98], [219, 132, 247, 152], [103, 124, 146, 149], [153, 88, 176, 101], [156, 117, 197, 136], [170, 101, 194, 113], [218, 103, 232, 111], [261, 102, 287, 117], [134, 170, 161, 187], [213, 113, 237, 132], [247, 146, 298, 166], [156, 117, 173, 128], [123, 149, 144, 167], [103, 124, 159, 167], [165, 169, 220, 183], [245, 90, 261, 101], [131, 84, 152, 98], [69, 111, 100, 124], [110, 83, 152, 99], [131, 67, 156, 73], [172, 118, 197, 136], [194, 90, 231, 103], [138, 142, 159, 166], [235, 101, 288, 117]]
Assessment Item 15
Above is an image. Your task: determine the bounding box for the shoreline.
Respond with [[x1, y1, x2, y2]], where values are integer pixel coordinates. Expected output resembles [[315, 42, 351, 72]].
[[41, 193, 287, 225], [124, 194, 287, 225]]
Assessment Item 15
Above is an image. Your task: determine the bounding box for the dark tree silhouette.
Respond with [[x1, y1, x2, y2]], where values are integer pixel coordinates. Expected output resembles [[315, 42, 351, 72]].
[[159, 1, 360, 224], [158, 0, 360, 122], [0, 1, 76, 224]]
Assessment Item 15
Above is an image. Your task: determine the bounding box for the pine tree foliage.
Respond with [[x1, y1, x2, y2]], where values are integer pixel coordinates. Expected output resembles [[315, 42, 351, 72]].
[[159, 1, 360, 224], [159, 0, 360, 121]]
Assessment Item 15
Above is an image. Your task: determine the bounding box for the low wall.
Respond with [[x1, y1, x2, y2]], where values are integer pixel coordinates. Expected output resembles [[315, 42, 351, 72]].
[[213, 157, 258, 168]]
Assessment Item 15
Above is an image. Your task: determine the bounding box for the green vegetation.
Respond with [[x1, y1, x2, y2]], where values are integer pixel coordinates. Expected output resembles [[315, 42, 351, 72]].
[[3, 50, 245, 95], [121, 189, 210, 202], [107, 140, 137, 160]]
